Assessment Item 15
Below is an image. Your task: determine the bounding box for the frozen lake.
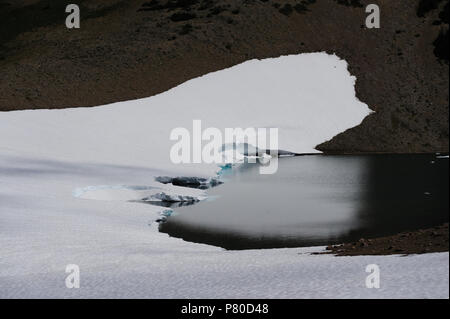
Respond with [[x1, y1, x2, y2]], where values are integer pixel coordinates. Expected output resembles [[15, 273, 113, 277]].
[[160, 155, 449, 249]]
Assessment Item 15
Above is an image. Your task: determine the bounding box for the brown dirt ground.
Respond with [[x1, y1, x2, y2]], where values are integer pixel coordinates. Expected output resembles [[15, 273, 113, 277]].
[[320, 223, 449, 256]]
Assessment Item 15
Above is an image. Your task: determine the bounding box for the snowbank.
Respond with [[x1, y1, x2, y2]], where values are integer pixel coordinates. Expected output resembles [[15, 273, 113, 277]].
[[0, 53, 371, 176], [1, 53, 447, 299]]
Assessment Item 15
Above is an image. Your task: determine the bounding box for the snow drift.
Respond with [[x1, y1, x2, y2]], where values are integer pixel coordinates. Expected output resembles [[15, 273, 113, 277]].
[[0, 53, 372, 178], [2, 54, 444, 299]]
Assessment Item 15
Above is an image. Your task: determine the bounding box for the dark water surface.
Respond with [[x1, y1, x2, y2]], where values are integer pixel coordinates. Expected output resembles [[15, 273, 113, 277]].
[[159, 155, 449, 250]]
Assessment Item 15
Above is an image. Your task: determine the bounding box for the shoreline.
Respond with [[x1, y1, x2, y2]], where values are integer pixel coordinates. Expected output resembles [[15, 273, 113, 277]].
[[321, 223, 449, 256]]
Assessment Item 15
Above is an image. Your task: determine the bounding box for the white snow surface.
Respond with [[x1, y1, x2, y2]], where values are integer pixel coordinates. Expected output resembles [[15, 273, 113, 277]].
[[0, 53, 448, 298], [0, 53, 372, 175]]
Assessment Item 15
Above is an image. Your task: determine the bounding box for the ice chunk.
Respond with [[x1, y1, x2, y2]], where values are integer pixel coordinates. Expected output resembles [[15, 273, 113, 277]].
[[74, 184, 206, 203], [146, 192, 201, 203], [155, 176, 223, 189]]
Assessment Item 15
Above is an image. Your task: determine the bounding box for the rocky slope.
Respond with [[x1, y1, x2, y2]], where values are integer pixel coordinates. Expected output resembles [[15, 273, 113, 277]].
[[0, 0, 448, 153]]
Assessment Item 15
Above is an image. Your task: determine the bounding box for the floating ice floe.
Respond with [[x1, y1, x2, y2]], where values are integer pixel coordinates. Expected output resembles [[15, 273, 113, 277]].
[[155, 176, 223, 189], [73, 183, 206, 203]]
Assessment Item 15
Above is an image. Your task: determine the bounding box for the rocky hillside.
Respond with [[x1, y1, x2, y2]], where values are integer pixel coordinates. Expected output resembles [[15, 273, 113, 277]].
[[0, 0, 448, 153]]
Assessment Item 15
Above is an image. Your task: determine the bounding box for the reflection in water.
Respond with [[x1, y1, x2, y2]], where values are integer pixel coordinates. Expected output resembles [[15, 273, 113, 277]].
[[159, 155, 449, 250]]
